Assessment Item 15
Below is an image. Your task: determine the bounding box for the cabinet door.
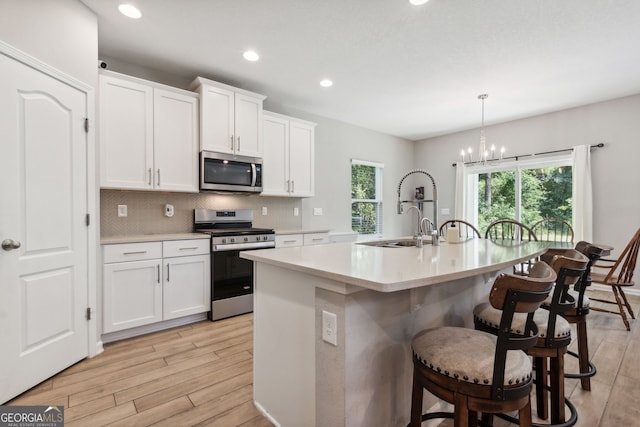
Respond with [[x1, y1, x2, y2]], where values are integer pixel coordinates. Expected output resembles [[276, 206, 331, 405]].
[[275, 234, 304, 248], [288, 120, 315, 197], [234, 93, 263, 157], [153, 88, 199, 192], [103, 259, 163, 333], [200, 85, 234, 154], [163, 254, 211, 320], [262, 114, 290, 196], [100, 75, 153, 189]]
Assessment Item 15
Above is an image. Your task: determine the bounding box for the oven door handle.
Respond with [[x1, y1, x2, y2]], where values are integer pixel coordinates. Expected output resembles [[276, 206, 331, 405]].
[[213, 241, 275, 252]]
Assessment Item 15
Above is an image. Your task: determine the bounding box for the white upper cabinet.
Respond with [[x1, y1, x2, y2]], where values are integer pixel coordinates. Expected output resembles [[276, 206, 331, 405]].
[[191, 77, 266, 158], [99, 71, 199, 192], [262, 111, 316, 197]]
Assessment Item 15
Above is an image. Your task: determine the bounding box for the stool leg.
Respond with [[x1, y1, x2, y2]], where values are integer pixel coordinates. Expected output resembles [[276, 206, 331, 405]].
[[535, 356, 549, 420], [550, 350, 566, 424], [519, 398, 533, 427], [410, 369, 423, 427], [576, 318, 592, 390], [453, 393, 469, 427]]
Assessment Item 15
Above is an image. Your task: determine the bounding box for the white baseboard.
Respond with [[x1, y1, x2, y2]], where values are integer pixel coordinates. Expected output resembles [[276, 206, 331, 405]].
[[100, 313, 208, 344], [253, 399, 281, 427]]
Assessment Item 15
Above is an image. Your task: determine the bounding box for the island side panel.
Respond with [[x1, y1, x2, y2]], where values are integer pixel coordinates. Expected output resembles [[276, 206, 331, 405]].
[[316, 272, 496, 427], [253, 263, 316, 426]]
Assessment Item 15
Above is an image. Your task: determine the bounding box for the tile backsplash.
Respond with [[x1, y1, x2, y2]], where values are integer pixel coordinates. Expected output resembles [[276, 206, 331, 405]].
[[100, 190, 303, 237]]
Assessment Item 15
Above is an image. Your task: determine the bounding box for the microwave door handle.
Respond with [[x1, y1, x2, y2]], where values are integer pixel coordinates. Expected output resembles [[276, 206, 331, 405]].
[[251, 163, 257, 186]]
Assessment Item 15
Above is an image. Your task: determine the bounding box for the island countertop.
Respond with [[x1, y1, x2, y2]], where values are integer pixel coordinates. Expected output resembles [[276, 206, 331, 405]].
[[241, 238, 556, 293]]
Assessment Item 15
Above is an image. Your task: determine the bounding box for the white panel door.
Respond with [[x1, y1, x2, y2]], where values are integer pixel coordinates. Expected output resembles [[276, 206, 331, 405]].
[[153, 88, 199, 192], [99, 74, 153, 190], [289, 121, 315, 197], [234, 93, 263, 157], [200, 85, 234, 154], [163, 254, 210, 320], [262, 114, 290, 196], [0, 52, 88, 403]]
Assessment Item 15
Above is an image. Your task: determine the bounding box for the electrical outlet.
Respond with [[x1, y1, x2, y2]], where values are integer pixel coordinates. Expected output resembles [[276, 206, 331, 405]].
[[313, 207, 323, 216], [165, 204, 174, 217], [117, 205, 127, 217], [293, 207, 299, 217], [262, 206, 268, 216], [322, 310, 338, 346]]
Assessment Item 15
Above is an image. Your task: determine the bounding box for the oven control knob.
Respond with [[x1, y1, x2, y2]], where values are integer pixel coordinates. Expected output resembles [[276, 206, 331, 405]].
[[256, 236, 260, 242], [230, 238, 235, 243], [244, 237, 248, 242], [221, 238, 226, 244], [263, 236, 268, 241]]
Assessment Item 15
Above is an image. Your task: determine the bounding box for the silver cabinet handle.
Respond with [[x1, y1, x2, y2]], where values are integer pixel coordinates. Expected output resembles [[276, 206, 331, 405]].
[[283, 240, 298, 244], [157, 169, 161, 186], [291, 180, 295, 193], [123, 250, 147, 255], [237, 136, 241, 151], [2, 239, 21, 251], [157, 264, 160, 283], [167, 264, 170, 282], [148, 168, 152, 186], [287, 180, 291, 192], [312, 238, 324, 242], [230, 135, 234, 150], [179, 247, 198, 251]]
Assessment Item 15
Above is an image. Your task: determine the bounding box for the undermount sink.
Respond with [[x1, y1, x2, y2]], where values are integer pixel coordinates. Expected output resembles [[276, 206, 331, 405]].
[[357, 238, 432, 248]]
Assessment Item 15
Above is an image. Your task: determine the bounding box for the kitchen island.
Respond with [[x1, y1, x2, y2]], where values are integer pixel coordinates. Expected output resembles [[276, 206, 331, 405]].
[[241, 238, 555, 427]]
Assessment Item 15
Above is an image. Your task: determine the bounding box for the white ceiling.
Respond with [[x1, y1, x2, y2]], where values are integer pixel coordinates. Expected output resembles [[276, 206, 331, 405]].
[[81, 0, 640, 141]]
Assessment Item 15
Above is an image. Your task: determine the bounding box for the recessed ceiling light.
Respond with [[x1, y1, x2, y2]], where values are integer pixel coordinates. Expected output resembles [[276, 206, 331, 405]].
[[409, 0, 429, 5], [118, 4, 142, 19], [243, 50, 260, 62], [319, 79, 333, 88]]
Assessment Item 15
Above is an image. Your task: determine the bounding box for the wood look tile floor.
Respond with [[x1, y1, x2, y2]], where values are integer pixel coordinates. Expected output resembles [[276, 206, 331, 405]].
[[6, 290, 640, 426]]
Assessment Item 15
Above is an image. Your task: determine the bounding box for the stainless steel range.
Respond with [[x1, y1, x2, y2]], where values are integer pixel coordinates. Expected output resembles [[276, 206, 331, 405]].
[[194, 209, 275, 320]]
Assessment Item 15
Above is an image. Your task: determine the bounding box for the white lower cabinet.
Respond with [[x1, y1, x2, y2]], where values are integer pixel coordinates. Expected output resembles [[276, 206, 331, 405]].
[[102, 239, 210, 334]]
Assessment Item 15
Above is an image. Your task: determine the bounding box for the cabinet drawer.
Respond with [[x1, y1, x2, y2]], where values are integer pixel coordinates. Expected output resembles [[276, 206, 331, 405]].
[[303, 233, 330, 246], [275, 234, 303, 248], [163, 239, 210, 257], [103, 242, 162, 263]]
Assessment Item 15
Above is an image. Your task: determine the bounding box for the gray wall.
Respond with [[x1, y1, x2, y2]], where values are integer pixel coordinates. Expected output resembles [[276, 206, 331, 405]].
[[415, 94, 640, 274], [0, 0, 98, 88]]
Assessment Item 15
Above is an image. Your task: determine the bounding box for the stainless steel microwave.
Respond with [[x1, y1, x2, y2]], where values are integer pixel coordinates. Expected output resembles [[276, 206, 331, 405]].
[[200, 151, 263, 193]]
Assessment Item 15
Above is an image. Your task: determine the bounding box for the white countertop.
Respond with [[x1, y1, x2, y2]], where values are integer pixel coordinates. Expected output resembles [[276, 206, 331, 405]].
[[241, 238, 559, 292], [101, 233, 210, 245]]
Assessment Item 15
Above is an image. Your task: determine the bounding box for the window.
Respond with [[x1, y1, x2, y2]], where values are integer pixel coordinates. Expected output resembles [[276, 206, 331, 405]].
[[464, 155, 573, 232], [351, 160, 383, 236]]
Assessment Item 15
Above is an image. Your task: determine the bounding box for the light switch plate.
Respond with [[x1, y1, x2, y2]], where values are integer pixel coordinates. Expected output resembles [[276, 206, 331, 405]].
[[117, 205, 127, 217], [293, 207, 299, 217], [313, 207, 323, 216], [262, 206, 268, 216]]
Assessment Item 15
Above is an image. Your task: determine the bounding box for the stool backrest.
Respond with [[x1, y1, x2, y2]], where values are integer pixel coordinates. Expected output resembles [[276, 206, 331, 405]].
[[572, 242, 606, 314], [539, 249, 589, 347], [487, 261, 556, 401], [439, 219, 481, 239]]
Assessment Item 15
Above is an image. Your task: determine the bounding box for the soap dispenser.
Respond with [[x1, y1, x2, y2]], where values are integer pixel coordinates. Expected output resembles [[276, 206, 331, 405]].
[[446, 223, 460, 243]]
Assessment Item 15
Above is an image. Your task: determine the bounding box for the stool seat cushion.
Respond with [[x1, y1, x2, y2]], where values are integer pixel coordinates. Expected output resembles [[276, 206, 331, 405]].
[[412, 326, 532, 386], [473, 303, 571, 339]]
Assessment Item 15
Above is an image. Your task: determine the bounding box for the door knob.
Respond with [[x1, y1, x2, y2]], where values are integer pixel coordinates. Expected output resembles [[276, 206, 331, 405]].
[[2, 239, 21, 251]]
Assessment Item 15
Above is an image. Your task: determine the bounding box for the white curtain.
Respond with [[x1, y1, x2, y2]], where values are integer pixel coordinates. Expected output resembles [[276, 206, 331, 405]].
[[572, 145, 593, 242], [454, 161, 467, 219]]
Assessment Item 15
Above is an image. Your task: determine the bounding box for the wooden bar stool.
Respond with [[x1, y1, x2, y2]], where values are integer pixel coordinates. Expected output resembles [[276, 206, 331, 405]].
[[474, 249, 588, 425], [409, 262, 556, 427], [544, 242, 605, 391]]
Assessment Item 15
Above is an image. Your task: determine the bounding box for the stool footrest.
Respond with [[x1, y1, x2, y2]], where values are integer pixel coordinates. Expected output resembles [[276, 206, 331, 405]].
[[494, 397, 578, 427], [564, 349, 597, 379]]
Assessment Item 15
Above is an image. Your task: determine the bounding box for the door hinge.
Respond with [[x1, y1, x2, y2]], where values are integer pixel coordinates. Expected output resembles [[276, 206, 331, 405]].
[[86, 213, 90, 226], [86, 307, 92, 321], [84, 118, 89, 133]]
